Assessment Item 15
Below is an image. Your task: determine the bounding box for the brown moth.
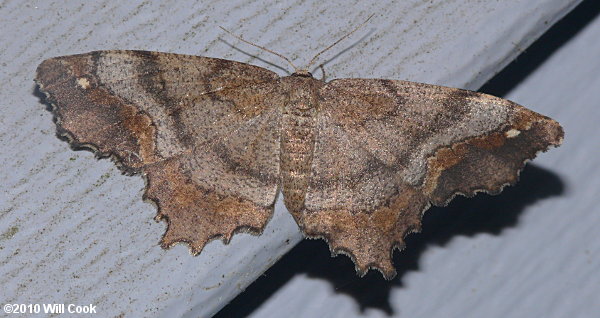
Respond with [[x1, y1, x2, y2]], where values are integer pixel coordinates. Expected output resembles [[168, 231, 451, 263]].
[[35, 25, 563, 279]]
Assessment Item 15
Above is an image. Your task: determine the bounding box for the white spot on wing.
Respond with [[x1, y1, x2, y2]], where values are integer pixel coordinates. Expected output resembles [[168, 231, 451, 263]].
[[77, 77, 90, 89], [505, 129, 521, 138]]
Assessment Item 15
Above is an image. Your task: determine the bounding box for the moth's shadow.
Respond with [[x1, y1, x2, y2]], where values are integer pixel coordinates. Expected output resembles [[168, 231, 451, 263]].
[[215, 165, 565, 316]]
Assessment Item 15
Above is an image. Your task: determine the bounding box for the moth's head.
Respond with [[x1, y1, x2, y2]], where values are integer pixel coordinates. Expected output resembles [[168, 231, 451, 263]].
[[291, 70, 313, 78]]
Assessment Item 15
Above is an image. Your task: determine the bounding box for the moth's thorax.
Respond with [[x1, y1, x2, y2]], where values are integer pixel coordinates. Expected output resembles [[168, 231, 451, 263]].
[[279, 75, 323, 214], [281, 75, 324, 111]]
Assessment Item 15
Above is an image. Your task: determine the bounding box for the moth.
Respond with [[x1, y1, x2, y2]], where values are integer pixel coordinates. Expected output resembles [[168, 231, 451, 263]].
[[35, 23, 563, 279]]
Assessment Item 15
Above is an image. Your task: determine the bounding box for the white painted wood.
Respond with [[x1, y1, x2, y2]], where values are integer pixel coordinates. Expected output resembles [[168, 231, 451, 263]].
[[0, 0, 583, 317]]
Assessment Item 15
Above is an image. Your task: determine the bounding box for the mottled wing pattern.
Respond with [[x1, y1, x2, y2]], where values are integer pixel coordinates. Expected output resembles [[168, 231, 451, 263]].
[[298, 78, 563, 278], [35, 51, 285, 253]]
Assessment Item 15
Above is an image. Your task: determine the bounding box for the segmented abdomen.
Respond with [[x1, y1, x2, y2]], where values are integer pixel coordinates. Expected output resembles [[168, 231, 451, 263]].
[[280, 105, 317, 213]]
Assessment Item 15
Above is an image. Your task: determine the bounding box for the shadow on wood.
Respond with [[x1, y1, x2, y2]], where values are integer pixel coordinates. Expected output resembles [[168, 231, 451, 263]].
[[215, 164, 565, 316]]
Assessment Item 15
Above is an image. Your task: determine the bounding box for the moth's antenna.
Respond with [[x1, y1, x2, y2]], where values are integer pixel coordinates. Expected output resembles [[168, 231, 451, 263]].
[[219, 26, 300, 72], [318, 64, 326, 81], [305, 14, 374, 70]]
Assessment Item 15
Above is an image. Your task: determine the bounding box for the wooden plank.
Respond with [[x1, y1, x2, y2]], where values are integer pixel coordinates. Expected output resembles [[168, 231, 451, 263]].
[[0, 0, 582, 316]]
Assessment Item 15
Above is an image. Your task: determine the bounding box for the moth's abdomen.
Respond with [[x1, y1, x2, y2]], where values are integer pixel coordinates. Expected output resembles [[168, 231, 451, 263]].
[[280, 105, 317, 213]]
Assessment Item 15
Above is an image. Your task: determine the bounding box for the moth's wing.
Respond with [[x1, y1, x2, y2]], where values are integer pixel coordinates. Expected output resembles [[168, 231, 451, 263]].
[[36, 51, 285, 253], [299, 78, 563, 278]]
